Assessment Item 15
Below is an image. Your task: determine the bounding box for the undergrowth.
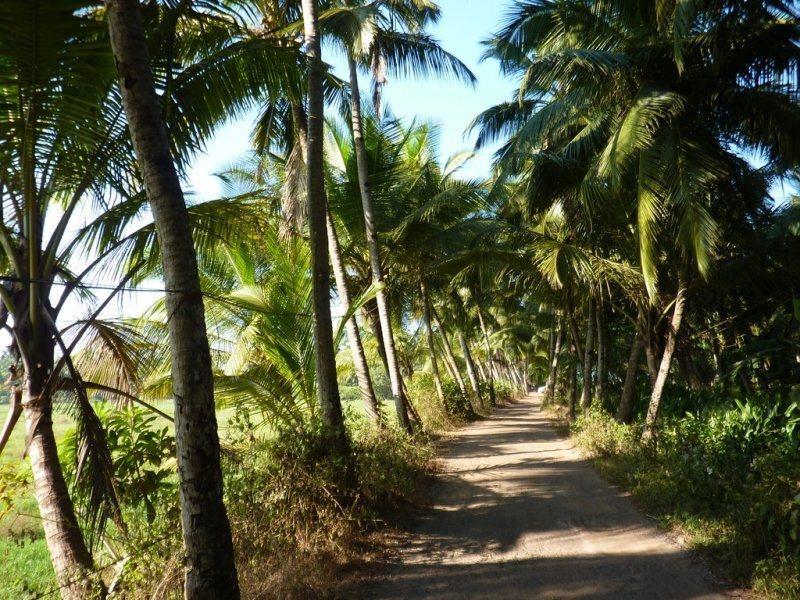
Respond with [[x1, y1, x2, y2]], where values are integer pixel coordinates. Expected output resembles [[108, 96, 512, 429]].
[[114, 412, 435, 599], [568, 396, 800, 599]]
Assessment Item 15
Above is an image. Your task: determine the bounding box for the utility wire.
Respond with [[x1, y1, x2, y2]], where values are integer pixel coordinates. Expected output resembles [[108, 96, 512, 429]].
[[0, 274, 316, 318]]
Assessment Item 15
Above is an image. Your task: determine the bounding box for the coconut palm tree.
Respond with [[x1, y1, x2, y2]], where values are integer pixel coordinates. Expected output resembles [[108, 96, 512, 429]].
[[300, 0, 351, 454], [320, 0, 476, 431], [479, 0, 800, 437]]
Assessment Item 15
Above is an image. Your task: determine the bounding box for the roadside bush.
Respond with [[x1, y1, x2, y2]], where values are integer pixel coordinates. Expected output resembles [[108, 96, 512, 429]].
[[494, 380, 518, 404], [441, 379, 476, 421], [116, 417, 434, 598], [408, 372, 474, 431], [572, 397, 800, 596]]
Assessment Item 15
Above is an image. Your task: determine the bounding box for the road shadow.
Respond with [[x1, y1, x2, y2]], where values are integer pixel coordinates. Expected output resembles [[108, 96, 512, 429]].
[[341, 397, 733, 600]]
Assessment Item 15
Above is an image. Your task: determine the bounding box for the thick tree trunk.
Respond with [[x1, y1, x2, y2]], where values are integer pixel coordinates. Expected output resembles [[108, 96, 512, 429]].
[[545, 326, 563, 403], [581, 297, 596, 409], [105, 3, 239, 597], [420, 280, 446, 404], [347, 55, 411, 433], [642, 278, 688, 441], [432, 308, 468, 398], [24, 352, 101, 600], [616, 331, 642, 424], [459, 331, 484, 405], [301, 0, 349, 451], [595, 304, 606, 402], [476, 308, 496, 405]]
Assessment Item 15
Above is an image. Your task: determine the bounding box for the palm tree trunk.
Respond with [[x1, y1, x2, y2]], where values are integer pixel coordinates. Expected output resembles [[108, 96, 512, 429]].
[[363, 300, 390, 376], [595, 304, 606, 402], [24, 349, 101, 600], [105, 3, 239, 597], [347, 55, 411, 433], [327, 213, 381, 423], [545, 325, 563, 403], [290, 102, 379, 424], [301, 0, 350, 452], [642, 278, 688, 441], [458, 331, 484, 405], [420, 280, 446, 404], [476, 308, 496, 405], [616, 331, 642, 424], [569, 359, 579, 419], [581, 297, 596, 409], [432, 308, 468, 398]]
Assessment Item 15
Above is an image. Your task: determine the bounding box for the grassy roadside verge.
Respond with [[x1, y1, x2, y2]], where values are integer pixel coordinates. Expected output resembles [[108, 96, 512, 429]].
[[547, 404, 800, 599]]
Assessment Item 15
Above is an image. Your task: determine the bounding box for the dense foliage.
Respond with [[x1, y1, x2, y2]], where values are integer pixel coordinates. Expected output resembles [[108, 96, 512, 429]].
[[0, 0, 798, 597]]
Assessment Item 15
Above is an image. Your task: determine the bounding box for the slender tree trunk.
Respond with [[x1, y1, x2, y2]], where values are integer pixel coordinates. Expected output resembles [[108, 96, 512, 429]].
[[327, 214, 380, 422], [476, 360, 488, 382], [363, 300, 390, 376], [301, 0, 349, 452], [643, 309, 659, 386], [595, 304, 606, 402], [459, 331, 484, 405], [420, 280, 446, 404], [581, 297, 596, 409], [440, 344, 460, 385], [476, 308, 496, 405], [432, 308, 468, 398], [347, 55, 411, 433], [643, 278, 688, 441], [545, 325, 563, 403], [616, 331, 642, 424], [569, 358, 579, 420], [290, 103, 380, 423], [105, 3, 239, 597]]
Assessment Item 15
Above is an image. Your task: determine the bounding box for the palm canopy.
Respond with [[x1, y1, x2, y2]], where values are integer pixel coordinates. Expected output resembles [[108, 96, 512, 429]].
[[476, 0, 800, 297]]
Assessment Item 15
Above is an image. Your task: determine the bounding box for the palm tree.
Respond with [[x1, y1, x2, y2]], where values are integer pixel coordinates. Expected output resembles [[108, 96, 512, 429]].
[[300, 0, 350, 453], [479, 0, 800, 436], [105, 1, 240, 596], [326, 0, 475, 432]]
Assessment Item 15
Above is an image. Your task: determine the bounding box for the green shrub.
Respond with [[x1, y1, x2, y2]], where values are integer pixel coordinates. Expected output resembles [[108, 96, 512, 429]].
[[407, 372, 475, 431], [117, 417, 434, 598], [572, 399, 800, 596]]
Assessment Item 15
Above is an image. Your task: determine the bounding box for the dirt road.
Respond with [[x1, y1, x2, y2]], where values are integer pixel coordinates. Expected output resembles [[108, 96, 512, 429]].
[[352, 394, 732, 599]]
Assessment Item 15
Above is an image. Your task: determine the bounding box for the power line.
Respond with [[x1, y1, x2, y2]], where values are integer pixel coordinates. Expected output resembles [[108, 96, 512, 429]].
[[0, 274, 316, 318]]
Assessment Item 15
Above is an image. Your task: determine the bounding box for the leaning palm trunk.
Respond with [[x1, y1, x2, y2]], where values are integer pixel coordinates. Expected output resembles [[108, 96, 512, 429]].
[[581, 297, 596, 409], [476, 309, 496, 404], [105, 3, 240, 597], [595, 305, 606, 402], [432, 308, 468, 398], [616, 331, 643, 424], [302, 0, 350, 452], [25, 342, 102, 600], [420, 280, 446, 405], [347, 55, 411, 432], [459, 331, 484, 404], [545, 326, 563, 403], [642, 278, 688, 440], [327, 214, 381, 423]]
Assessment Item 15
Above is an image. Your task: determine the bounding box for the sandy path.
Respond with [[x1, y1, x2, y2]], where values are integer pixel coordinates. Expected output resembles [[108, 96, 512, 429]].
[[351, 394, 732, 599]]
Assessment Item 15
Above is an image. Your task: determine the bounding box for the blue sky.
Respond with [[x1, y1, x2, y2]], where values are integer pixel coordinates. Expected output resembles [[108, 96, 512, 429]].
[[188, 0, 518, 197]]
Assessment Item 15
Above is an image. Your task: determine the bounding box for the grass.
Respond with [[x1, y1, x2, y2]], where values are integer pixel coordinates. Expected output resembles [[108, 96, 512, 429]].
[[0, 381, 468, 598]]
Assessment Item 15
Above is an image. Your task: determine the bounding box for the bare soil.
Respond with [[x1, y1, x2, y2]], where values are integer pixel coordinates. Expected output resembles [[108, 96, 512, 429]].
[[345, 394, 741, 599]]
